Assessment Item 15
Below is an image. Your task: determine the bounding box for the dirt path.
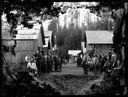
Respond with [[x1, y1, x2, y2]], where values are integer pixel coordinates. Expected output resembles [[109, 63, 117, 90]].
[[39, 74, 102, 95], [38, 63, 103, 95], [76, 74, 104, 95], [49, 63, 98, 76]]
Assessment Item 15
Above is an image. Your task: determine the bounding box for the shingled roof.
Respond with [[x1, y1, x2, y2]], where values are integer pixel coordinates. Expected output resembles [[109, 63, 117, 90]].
[[86, 31, 113, 44]]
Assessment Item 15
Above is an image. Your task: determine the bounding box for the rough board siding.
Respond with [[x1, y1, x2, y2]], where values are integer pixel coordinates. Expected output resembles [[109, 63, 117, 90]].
[[2, 40, 38, 51], [3, 52, 27, 72], [3, 52, 28, 64], [89, 44, 112, 55], [2, 39, 39, 65]]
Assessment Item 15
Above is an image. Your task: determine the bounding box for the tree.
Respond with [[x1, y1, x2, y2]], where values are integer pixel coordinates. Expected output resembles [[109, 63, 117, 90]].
[[1, 0, 128, 95]]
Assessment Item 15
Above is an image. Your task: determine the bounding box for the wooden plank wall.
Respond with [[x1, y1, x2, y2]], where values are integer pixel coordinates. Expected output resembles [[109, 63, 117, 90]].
[[2, 40, 38, 65], [2, 25, 43, 71], [3, 52, 28, 72], [3, 51, 29, 64], [90, 44, 112, 56], [15, 40, 37, 51]]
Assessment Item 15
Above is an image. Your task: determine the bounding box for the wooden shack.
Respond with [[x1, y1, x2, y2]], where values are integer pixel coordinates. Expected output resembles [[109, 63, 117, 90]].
[[2, 25, 43, 70], [86, 31, 113, 56], [68, 50, 81, 63]]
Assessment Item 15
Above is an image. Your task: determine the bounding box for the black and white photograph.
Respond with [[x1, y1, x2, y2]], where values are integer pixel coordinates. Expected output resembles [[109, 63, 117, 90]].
[[1, 0, 128, 96]]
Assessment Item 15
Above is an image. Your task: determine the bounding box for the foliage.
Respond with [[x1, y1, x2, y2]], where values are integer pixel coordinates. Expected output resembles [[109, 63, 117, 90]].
[[48, 6, 114, 50]]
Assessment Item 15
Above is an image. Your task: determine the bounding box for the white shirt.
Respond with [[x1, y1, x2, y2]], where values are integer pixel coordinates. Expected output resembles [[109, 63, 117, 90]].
[[27, 62, 37, 70]]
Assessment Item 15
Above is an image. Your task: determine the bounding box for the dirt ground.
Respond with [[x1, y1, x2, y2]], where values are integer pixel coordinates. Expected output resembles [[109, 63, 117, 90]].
[[37, 63, 126, 95], [39, 74, 100, 95], [38, 63, 102, 95], [1, 63, 125, 96]]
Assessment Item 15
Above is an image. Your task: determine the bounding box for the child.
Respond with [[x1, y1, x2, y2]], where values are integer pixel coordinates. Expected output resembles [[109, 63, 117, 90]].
[[27, 56, 38, 76]]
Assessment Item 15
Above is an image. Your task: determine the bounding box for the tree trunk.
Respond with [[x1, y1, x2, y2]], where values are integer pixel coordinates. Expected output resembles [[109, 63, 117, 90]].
[[123, 46, 128, 88]]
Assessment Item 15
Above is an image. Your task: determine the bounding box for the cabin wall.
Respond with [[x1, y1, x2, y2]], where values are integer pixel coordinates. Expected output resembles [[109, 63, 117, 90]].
[[2, 39, 38, 72], [2, 24, 43, 72], [3, 52, 28, 71], [88, 44, 112, 56]]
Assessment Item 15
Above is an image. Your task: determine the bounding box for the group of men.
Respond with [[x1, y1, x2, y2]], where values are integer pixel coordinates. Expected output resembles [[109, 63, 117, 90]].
[[77, 49, 122, 78], [80, 50, 124, 93], [25, 49, 62, 76]]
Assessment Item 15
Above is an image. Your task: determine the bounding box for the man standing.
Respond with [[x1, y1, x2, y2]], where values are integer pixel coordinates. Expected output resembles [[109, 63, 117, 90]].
[[112, 1, 128, 95], [82, 54, 88, 76], [34, 50, 41, 74], [53, 53, 59, 72], [77, 55, 82, 67]]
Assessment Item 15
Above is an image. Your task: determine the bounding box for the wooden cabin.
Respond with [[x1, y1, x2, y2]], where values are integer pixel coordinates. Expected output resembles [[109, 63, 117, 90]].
[[68, 50, 81, 63], [2, 25, 43, 70], [86, 31, 113, 56]]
